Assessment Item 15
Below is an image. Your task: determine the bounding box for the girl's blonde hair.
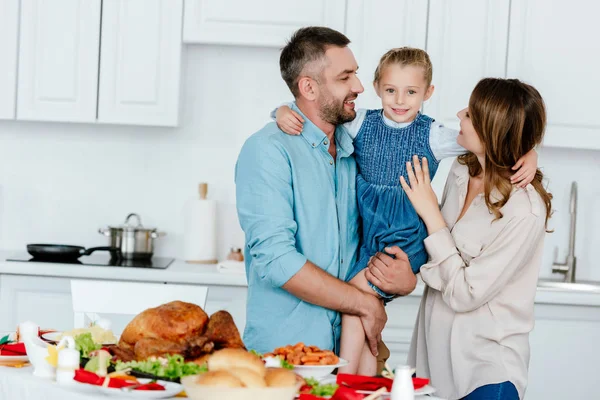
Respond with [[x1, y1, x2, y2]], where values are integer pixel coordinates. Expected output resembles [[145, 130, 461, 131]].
[[458, 78, 553, 228], [373, 47, 433, 86]]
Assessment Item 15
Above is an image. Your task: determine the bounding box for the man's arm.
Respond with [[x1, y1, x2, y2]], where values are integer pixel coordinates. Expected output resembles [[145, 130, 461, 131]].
[[283, 261, 387, 356], [235, 135, 386, 355]]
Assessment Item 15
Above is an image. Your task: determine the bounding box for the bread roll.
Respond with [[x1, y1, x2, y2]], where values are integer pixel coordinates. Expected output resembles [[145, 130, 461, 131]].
[[196, 370, 243, 388], [228, 367, 267, 388], [265, 368, 298, 387], [208, 348, 266, 377]]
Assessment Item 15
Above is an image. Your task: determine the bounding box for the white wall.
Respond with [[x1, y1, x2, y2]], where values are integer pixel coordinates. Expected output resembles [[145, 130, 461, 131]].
[[0, 44, 598, 282]]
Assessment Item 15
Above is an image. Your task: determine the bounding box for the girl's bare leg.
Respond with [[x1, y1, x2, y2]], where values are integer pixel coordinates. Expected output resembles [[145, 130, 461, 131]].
[[338, 269, 379, 376]]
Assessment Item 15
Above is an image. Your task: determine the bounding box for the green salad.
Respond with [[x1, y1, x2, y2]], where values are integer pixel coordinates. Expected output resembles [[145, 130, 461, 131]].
[[115, 354, 207, 379], [304, 377, 339, 396], [74, 333, 101, 358], [250, 349, 294, 370]]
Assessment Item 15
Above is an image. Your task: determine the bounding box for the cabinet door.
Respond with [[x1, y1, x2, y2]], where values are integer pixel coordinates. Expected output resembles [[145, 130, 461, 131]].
[[97, 0, 183, 127], [381, 295, 421, 368], [204, 286, 247, 335], [345, 0, 429, 109], [507, 0, 600, 150], [183, 0, 346, 47], [17, 0, 101, 122], [528, 303, 600, 399], [424, 0, 510, 197], [0, 0, 19, 120], [0, 275, 73, 332]]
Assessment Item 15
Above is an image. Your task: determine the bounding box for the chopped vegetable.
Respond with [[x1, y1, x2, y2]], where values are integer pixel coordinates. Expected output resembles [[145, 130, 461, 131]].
[[84, 353, 111, 374], [74, 333, 101, 358], [0, 334, 14, 346], [302, 377, 339, 397], [115, 354, 207, 379]]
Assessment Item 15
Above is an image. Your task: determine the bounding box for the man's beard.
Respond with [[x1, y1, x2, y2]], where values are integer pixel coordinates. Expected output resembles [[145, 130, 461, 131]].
[[318, 89, 356, 126]]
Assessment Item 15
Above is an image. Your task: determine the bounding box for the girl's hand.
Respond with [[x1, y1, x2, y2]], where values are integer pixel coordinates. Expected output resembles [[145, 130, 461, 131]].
[[400, 156, 446, 234], [510, 149, 538, 187], [275, 106, 304, 135]]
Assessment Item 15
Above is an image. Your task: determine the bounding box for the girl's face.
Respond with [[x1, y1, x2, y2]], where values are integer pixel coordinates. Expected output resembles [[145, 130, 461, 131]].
[[374, 64, 434, 123], [456, 108, 484, 156]]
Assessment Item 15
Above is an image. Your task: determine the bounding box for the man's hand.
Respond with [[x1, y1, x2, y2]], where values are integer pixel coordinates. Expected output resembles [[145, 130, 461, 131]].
[[365, 246, 417, 296], [359, 293, 387, 357]]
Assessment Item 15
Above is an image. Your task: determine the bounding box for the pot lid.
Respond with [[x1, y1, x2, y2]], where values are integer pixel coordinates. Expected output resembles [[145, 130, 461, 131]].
[[110, 213, 157, 232]]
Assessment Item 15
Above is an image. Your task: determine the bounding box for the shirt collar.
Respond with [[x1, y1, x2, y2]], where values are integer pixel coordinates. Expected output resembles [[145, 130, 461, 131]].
[[453, 161, 535, 209], [291, 103, 354, 156]]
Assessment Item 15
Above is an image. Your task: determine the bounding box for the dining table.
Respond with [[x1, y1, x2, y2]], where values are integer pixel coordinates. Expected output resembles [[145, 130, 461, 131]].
[[0, 364, 447, 400]]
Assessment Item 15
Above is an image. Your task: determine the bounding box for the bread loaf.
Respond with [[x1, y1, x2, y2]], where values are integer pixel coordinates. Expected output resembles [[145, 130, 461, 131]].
[[208, 348, 266, 377], [264, 368, 298, 387], [196, 370, 244, 388], [228, 367, 267, 388]]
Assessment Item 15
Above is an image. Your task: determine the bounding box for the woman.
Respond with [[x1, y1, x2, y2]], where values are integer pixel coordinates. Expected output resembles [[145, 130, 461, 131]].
[[398, 78, 553, 400]]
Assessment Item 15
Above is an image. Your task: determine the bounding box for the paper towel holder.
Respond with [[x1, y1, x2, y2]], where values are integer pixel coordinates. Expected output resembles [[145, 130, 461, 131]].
[[183, 182, 218, 265], [198, 182, 208, 199]]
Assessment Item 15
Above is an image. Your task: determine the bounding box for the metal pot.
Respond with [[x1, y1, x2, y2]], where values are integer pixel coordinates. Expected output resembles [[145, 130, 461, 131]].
[[98, 213, 166, 260]]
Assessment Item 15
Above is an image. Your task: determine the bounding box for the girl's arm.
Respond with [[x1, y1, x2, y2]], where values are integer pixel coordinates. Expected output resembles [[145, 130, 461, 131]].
[[272, 103, 367, 139], [431, 123, 539, 187]]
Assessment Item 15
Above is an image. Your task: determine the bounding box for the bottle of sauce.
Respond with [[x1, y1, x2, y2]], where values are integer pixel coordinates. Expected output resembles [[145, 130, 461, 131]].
[[227, 247, 244, 262], [390, 365, 415, 400]]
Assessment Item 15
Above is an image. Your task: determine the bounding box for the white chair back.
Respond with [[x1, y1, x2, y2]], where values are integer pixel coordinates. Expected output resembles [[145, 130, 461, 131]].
[[70, 279, 209, 332]]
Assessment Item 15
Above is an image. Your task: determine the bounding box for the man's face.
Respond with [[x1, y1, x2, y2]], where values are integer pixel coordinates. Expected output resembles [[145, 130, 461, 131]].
[[316, 46, 364, 125]]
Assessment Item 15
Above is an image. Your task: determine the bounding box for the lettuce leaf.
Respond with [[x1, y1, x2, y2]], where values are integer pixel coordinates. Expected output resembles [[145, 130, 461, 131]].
[[115, 354, 207, 379], [74, 333, 101, 358]]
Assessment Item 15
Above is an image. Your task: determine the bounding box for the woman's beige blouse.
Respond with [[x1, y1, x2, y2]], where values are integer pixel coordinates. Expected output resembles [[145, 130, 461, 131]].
[[408, 159, 547, 400]]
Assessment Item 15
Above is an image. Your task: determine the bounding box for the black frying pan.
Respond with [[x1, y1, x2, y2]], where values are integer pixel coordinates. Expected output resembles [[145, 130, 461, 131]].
[[27, 244, 121, 262]]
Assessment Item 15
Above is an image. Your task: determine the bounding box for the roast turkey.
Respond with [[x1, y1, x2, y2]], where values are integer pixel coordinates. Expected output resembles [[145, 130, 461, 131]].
[[113, 300, 244, 362]]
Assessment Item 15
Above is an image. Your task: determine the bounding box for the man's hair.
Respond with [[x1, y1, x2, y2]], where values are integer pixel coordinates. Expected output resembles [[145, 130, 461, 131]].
[[280, 26, 351, 97]]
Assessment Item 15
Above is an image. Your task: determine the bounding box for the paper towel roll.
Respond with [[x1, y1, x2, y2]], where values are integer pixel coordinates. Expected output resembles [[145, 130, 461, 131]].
[[183, 183, 218, 264]]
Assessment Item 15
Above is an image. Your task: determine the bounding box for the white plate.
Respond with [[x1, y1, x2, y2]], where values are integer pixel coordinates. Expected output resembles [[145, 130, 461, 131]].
[[318, 375, 436, 397], [293, 358, 349, 379], [41, 331, 117, 345], [94, 378, 183, 398], [356, 384, 437, 397]]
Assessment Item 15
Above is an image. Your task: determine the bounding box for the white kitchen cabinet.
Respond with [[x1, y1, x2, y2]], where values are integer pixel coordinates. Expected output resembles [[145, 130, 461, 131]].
[[97, 0, 183, 127], [183, 0, 346, 47], [0, 275, 73, 332], [527, 303, 600, 399], [424, 0, 510, 198], [507, 0, 600, 150], [204, 285, 248, 334], [381, 295, 421, 368], [345, 0, 429, 110], [0, 0, 19, 120], [17, 0, 101, 123]]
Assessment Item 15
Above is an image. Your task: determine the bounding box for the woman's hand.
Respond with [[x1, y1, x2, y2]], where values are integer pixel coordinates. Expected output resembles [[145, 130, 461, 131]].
[[510, 148, 538, 187], [275, 106, 304, 135], [400, 155, 447, 235]]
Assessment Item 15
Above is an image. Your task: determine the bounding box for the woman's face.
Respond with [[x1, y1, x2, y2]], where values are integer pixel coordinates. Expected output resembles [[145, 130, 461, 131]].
[[456, 108, 484, 156]]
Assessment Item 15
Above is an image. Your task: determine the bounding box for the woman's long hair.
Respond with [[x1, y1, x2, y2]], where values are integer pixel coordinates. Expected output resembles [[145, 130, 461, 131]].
[[458, 78, 553, 227]]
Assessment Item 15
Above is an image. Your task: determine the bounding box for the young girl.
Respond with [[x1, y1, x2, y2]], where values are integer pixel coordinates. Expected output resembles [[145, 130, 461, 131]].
[[274, 48, 538, 375]]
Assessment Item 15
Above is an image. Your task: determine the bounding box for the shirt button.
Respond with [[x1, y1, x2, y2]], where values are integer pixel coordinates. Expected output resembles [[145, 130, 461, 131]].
[[341, 259, 344, 264], [329, 160, 333, 165], [312, 143, 316, 147], [324, 140, 328, 145]]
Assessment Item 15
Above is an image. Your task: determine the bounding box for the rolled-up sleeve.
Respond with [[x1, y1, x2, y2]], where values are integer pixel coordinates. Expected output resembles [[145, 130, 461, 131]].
[[420, 214, 543, 313], [235, 136, 307, 287]]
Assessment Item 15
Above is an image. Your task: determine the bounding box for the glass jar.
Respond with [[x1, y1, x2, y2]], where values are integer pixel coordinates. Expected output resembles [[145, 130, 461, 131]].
[[227, 247, 244, 262]]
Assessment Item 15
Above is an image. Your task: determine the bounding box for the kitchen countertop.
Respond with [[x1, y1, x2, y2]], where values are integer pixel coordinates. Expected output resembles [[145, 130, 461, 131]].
[[0, 251, 599, 306], [0, 251, 248, 287]]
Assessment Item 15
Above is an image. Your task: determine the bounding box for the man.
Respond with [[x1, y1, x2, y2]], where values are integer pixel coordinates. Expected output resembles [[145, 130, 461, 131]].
[[235, 27, 416, 369]]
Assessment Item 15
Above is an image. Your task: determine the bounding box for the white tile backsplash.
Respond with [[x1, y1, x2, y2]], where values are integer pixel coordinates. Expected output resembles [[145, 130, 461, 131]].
[[0, 45, 598, 281]]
